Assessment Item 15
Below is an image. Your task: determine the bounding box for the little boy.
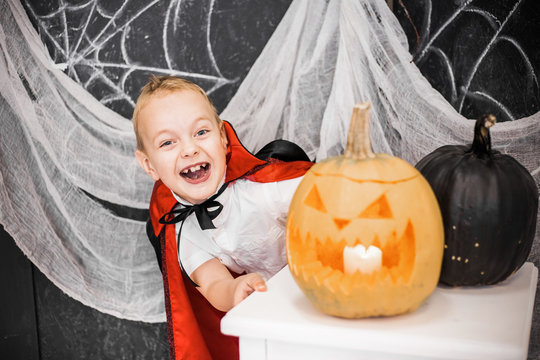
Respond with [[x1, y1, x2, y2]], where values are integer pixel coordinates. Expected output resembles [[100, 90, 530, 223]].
[[133, 75, 312, 360]]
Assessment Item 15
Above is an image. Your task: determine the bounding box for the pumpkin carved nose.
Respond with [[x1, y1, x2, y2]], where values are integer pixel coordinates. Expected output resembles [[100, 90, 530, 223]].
[[333, 218, 350, 230]]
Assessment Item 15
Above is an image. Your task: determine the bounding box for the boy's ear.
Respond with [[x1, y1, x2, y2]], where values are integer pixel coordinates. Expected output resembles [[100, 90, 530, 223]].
[[135, 150, 161, 181], [220, 122, 228, 148]]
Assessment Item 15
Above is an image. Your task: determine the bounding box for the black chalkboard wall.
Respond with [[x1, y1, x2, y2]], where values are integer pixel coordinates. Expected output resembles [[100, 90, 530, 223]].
[[393, 0, 540, 122], [20, 0, 293, 118], [2, 0, 538, 359]]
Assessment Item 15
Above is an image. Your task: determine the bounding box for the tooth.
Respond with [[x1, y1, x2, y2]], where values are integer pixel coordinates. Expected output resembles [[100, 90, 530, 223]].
[[181, 164, 205, 174]]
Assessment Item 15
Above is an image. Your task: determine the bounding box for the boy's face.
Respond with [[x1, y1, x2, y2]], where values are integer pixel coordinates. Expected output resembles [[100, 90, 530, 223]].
[[135, 90, 228, 204]]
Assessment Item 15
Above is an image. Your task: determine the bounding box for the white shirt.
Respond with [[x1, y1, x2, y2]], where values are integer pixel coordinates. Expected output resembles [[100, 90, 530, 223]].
[[172, 176, 303, 280]]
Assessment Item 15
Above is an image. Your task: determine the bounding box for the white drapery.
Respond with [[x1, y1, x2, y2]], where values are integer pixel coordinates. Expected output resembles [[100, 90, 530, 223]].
[[0, 0, 538, 324]]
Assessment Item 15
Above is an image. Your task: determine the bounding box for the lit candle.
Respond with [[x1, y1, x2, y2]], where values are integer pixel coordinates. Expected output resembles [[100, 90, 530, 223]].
[[343, 244, 382, 275]]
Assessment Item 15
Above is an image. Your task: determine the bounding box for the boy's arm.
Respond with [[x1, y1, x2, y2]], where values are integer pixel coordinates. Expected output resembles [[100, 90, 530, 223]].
[[192, 258, 267, 312]]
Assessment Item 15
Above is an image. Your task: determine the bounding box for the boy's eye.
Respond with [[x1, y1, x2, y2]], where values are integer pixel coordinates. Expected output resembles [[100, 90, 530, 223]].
[[160, 140, 173, 148], [196, 129, 209, 137]]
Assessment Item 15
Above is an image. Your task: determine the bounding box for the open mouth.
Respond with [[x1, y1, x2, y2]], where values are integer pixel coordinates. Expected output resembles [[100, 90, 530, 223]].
[[180, 162, 210, 181]]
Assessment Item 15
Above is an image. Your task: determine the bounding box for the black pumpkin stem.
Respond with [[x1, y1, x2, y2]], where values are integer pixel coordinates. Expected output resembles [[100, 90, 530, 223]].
[[345, 102, 375, 160], [470, 114, 496, 155]]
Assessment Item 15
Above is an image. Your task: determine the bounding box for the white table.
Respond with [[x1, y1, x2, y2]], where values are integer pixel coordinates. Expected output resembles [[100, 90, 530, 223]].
[[221, 262, 538, 360]]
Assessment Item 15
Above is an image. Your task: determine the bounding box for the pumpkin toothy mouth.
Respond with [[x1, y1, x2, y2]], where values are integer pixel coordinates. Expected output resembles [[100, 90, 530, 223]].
[[287, 217, 416, 290]]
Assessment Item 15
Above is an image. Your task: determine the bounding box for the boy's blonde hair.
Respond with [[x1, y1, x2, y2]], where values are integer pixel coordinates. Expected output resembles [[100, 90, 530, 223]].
[[132, 75, 220, 151]]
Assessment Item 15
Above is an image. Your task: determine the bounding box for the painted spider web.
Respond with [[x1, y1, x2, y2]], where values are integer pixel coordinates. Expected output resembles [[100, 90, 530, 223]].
[[21, 0, 292, 118], [395, 0, 540, 122]]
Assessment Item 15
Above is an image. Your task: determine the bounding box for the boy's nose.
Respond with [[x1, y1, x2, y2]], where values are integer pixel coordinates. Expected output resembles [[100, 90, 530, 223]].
[[181, 141, 199, 157]]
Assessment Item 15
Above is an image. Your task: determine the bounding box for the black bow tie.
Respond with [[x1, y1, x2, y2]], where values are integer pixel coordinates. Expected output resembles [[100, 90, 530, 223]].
[[158, 182, 229, 288], [159, 182, 229, 230]]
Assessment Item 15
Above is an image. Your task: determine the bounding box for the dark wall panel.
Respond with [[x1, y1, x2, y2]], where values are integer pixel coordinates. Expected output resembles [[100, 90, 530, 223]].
[[0, 225, 39, 360], [33, 267, 168, 360], [0, 226, 169, 360]]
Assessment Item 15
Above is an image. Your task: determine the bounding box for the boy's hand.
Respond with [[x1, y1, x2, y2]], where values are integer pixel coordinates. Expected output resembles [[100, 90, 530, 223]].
[[232, 273, 267, 307], [193, 258, 267, 312]]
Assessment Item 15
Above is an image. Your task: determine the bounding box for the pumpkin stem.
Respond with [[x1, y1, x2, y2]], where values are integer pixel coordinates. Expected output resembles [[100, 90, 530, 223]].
[[345, 102, 375, 159], [470, 114, 496, 155]]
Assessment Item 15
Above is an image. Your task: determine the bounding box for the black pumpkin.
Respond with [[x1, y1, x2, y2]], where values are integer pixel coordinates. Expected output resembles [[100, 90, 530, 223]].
[[415, 114, 538, 286]]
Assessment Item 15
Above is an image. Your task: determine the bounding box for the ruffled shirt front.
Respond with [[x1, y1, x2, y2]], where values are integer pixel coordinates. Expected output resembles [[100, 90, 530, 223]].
[[171, 176, 303, 280]]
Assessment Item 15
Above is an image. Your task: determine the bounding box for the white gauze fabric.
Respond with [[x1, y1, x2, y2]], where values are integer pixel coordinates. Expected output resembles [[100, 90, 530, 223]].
[[0, 0, 538, 325], [0, 0, 163, 322]]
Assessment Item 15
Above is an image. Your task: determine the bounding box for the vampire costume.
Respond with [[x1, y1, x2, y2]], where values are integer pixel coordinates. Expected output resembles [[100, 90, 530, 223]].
[[146, 121, 313, 360]]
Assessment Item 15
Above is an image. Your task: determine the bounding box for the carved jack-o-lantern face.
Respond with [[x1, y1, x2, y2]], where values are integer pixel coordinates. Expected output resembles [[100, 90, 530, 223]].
[[296, 180, 416, 283], [286, 154, 444, 319]]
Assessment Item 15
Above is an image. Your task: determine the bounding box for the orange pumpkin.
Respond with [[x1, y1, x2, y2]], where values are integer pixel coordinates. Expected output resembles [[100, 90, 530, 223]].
[[286, 103, 444, 318]]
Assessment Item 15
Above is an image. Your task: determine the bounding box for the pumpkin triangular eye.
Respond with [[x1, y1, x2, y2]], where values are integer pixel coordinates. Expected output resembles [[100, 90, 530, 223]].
[[304, 184, 327, 212], [358, 194, 393, 218]]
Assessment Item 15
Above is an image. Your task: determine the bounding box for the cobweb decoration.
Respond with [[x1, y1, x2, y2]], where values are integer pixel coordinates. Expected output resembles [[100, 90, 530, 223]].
[[20, 0, 291, 118], [395, 0, 540, 122]]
